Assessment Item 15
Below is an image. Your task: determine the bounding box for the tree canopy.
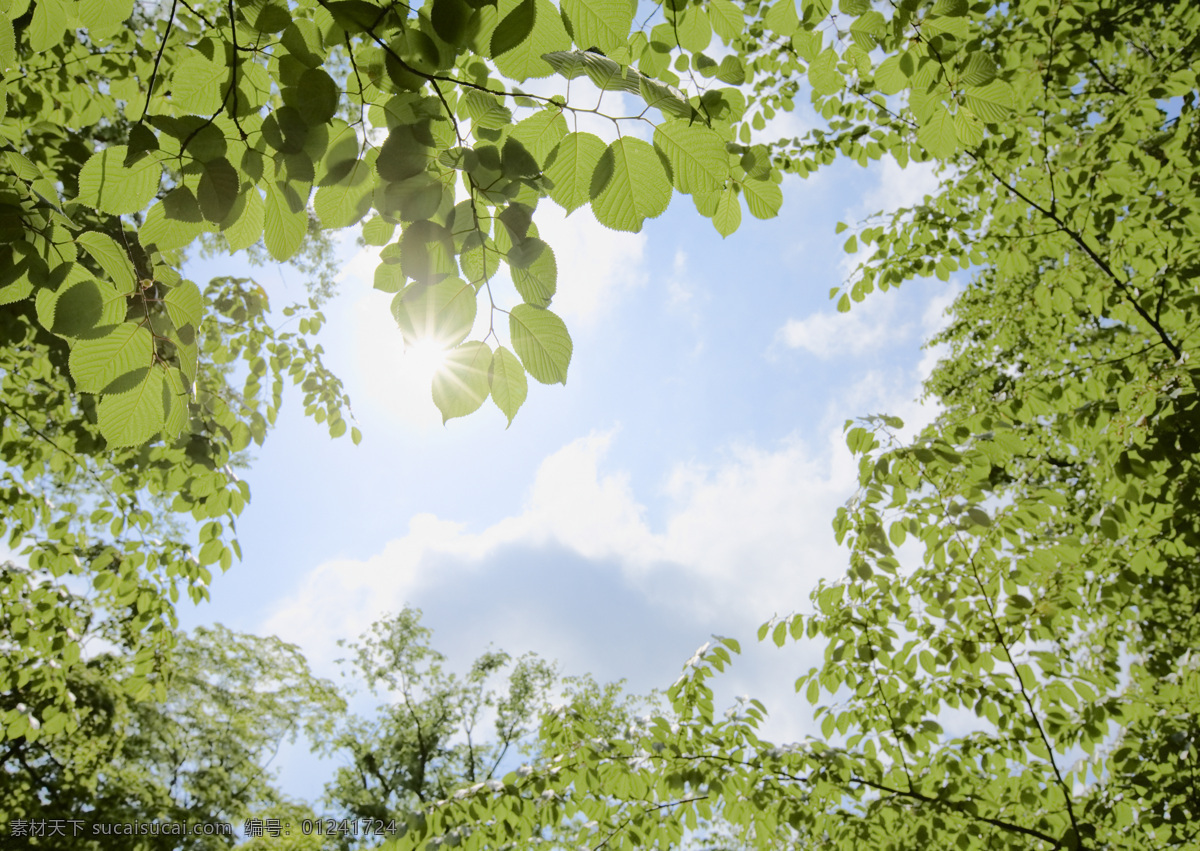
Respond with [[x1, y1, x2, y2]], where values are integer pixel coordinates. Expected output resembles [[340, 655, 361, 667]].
[[2, 0, 1199, 848]]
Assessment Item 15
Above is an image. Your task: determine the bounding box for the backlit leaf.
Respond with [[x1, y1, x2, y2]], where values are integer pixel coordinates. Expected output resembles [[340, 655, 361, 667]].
[[76, 231, 136, 294], [654, 121, 728, 194], [964, 80, 1016, 123], [561, 0, 634, 56], [172, 50, 227, 115], [509, 304, 571, 384], [510, 238, 557, 306], [491, 0, 536, 57], [510, 108, 568, 164], [69, 322, 153, 394], [77, 146, 162, 215], [97, 366, 166, 447], [491, 0, 572, 79], [740, 178, 782, 219], [432, 341, 492, 423], [918, 102, 959, 158], [393, 278, 478, 347], [264, 183, 307, 261], [591, 137, 671, 232], [164, 281, 204, 332], [808, 49, 843, 96], [545, 132, 606, 213], [488, 345, 527, 425]]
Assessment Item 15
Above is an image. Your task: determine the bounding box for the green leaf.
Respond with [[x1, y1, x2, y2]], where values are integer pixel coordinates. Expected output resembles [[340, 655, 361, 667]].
[[400, 219, 457, 283], [545, 132, 606, 213], [591, 137, 671, 232], [314, 157, 376, 228], [544, 49, 640, 94], [77, 0, 133, 41], [673, 7, 711, 52], [139, 188, 205, 251], [76, 231, 136, 294], [954, 107, 984, 146], [491, 0, 572, 79], [225, 188, 265, 251], [707, 0, 743, 42], [0, 12, 16, 72], [432, 341, 492, 423], [29, 0, 66, 53], [964, 80, 1016, 123], [393, 278, 477, 347], [491, 0, 536, 57], [462, 90, 514, 130], [709, 186, 740, 236], [740, 178, 782, 219], [460, 231, 501, 284], [917, 102, 959, 159], [69, 322, 153, 394], [874, 54, 909, 95], [510, 239, 557, 307], [561, 0, 634, 55], [377, 125, 432, 183], [295, 68, 339, 125], [197, 158, 241, 223], [808, 49, 843, 96], [764, 0, 799, 38], [932, 0, 967, 15], [509, 304, 571, 384], [0, 242, 45, 305], [172, 49, 227, 115], [510, 108, 568, 164], [264, 183, 308, 261], [848, 10, 885, 49], [161, 367, 189, 439], [362, 216, 396, 246], [51, 278, 127, 338], [76, 146, 162, 215], [488, 345, 527, 425], [959, 52, 997, 87], [97, 366, 167, 447], [164, 281, 204, 332], [802, 0, 832, 21], [432, 0, 477, 46], [654, 121, 728, 195]]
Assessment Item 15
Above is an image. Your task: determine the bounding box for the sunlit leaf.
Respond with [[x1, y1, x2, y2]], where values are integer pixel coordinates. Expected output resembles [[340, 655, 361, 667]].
[[509, 304, 571, 384]]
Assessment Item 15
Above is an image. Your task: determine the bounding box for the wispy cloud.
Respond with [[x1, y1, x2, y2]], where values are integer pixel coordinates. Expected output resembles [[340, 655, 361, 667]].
[[776, 289, 908, 359]]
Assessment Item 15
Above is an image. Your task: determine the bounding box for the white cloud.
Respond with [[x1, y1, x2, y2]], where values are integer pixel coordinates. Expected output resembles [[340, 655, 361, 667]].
[[859, 156, 943, 216], [776, 288, 908, 359], [259, 424, 863, 730], [776, 155, 948, 361]]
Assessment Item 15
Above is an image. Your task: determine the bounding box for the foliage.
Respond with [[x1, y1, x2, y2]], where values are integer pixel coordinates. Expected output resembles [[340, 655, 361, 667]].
[[320, 608, 557, 826], [0, 0, 783, 442], [1, 603, 344, 849], [0, 0, 362, 746], [5, 0, 1197, 847], [344, 1, 1196, 850]]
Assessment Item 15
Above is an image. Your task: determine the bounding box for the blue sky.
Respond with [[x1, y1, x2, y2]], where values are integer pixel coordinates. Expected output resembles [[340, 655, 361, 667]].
[[170, 122, 955, 804]]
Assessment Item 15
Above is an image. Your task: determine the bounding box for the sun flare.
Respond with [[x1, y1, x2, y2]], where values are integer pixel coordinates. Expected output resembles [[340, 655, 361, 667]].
[[403, 338, 451, 383]]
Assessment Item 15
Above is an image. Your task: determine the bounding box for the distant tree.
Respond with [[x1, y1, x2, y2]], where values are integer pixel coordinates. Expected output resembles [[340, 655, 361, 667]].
[[1, 599, 344, 850], [319, 608, 556, 824], [318, 608, 668, 849]]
